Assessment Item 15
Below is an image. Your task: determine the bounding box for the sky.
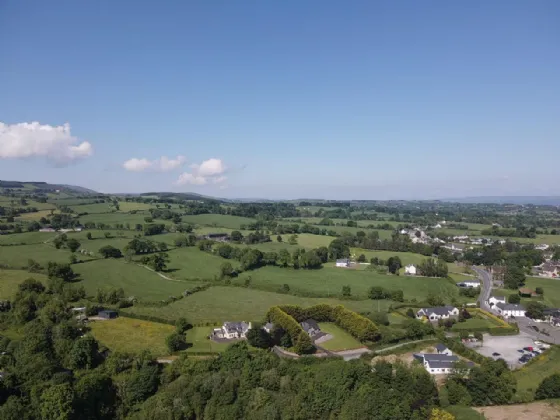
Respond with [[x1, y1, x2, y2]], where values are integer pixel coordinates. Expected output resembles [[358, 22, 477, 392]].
[[1, 1, 559, 200]]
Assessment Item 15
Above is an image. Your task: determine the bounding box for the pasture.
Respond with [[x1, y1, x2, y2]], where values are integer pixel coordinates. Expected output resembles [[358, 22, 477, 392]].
[[280, 233, 332, 249], [16, 209, 57, 221], [233, 265, 462, 302], [117, 201, 154, 211], [70, 203, 117, 213], [123, 287, 385, 324], [317, 322, 364, 351], [523, 277, 560, 308], [89, 317, 174, 357], [0, 243, 82, 268], [73, 259, 200, 301], [0, 231, 56, 245], [0, 269, 48, 299], [78, 212, 152, 226], [165, 248, 229, 280], [180, 214, 256, 229]]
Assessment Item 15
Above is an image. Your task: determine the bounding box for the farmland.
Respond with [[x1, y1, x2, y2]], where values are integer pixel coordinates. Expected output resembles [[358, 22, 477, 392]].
[[0, 269, 48, 299], [180, 214, 255, 229], [523, 277, 560, 308], [89, 317, 174, 357], [0, 243, 86, 268], [122, 287, 385, 324]]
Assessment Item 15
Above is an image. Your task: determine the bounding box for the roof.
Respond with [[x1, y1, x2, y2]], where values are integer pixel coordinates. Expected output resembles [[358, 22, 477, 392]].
[[336, 258, 349, 264], [263, 322, 274, 330], [490, 295, 506, 302], [423, 354, 459, 368], [496, 303, 525, 311], [223, 321, 250, 334], [418, 306, 457, 316], [301, 319, 320, 333], [519, 288, 534, 294], [435, 343, 448, 352]]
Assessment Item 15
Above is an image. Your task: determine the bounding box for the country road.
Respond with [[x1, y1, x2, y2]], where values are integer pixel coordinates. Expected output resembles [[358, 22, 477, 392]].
[[473, 265, 560, 345]]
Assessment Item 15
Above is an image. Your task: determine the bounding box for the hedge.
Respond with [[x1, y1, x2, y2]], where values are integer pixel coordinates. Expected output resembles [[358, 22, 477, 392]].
[[436, 333, 489, 364], [277, 304, 380, 342], [118, 311, 177, 326], [266, 306, 307, 353]]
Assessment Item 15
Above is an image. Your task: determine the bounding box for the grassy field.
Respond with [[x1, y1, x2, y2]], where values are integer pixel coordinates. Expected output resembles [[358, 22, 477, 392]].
[[70, 203, 117, 213], [16, 209, 57, 221], [317, 322, 364, 351], [180, 214, 256, 229], [514, 346, 560, 401], [451, 318, 495, 331], [165, 248, 230, 280], [0, 269, 48, 299], [280, 233, 333, 249], [73, 259, 200, 300], [0, 231, 56, 245], [350, 249, 429, 266], [89, 317, 174, 357], [78, 212, 152, 226], [117, 202, 154, 211], [233, 265, 461, 302], [524, 277, 560, 308], [185, 327, 232, 353], [0, 243, 83, 268], [123, 287, 386, 324]]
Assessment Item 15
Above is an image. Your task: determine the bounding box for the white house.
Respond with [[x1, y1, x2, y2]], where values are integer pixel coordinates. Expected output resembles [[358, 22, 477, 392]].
[[336, 258, 350, 268], [39, 227, 56, 232], [495, 303, 526, 318], [488, 296, 506, 307], [405, 264, 417, 275], [435, 343, 453, 356], [535, 244, 550, 251], [456, 280, 481, 288], [416, 306, 459, 321], [421, 354, 464, 375], [213, 321, 252, 339]]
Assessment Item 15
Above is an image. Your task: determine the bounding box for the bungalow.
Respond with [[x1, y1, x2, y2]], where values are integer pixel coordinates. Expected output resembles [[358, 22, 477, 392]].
[[435, 344, 453, 356], [421, 354, 463, 375], [39, 227, 56, 232], [495, 303, 526, 318], [404, 264, 417, 275], [336, 258, 350, 268], [263, 322, 274, 333], [214, 321, 252, 339], [301, 319, 322, 338], [488, 296, 506, 307], [456, 280, 481, 288], [416, 306, 459, 321]]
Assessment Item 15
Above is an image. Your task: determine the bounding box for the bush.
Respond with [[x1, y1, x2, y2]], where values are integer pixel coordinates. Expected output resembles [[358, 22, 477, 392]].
[[166, 332, 186, 352], [535, 373, 560, 400]]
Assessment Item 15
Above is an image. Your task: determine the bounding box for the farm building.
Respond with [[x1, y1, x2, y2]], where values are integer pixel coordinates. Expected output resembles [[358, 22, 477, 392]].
[[404, 264, 417, 275], [98, 310, 118, 319]]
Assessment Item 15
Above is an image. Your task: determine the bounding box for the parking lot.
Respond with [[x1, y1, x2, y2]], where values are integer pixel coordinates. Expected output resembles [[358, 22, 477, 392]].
[[472, 332, 537, 368]]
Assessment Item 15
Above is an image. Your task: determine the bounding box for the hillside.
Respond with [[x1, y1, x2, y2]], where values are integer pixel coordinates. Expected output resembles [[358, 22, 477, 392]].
[[0, 180, 98, 195]]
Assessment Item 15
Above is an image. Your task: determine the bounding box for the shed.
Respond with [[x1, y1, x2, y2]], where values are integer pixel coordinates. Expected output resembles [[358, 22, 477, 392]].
[[98, 310, 118, 319]]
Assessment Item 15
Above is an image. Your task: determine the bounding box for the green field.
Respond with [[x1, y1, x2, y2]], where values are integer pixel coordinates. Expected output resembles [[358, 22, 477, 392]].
[[445, 406, 486, 420], [180, 214, 256, 229], [185, 326, 232, 353], [0, 269, 48, 299], [233, 265, 461, 301], [280, 233, 333, 249], [70, 203, 117, 213], [165, 248, 230, 280], [514, 346, 560, 401], [523, 277, 560, 308], [317, 322, 364, 351], [73, 259, 199, 300], [78, 212, 152, 226], [89, 317, 174, 357], [451, 318, 495, 331], [117, 202, 154, 211], [0, 231, 56, 245], [0, 243, 84, 268], [123, 287, 385, 324], [16, 209, 58, 221]]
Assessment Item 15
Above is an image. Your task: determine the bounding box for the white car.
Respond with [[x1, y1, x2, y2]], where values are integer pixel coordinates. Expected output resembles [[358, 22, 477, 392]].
[[534, 340, 542, 346]]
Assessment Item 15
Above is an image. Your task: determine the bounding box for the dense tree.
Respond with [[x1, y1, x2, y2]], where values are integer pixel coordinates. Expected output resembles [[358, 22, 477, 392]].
[[504, 264, 526, 289], [220, 262, 235, 278], [66, 238, 81, 252], [507, 294, 521, 304], [166, 332, 186, 352], [246, 327, 273, 349], [328, 239, 350, 260], [74, 372, 118, 420], [40, 383, 75, 420], [342, 285, 351, 297], [525, 301, 546, 319], [69, 335, 99, 370], [277, 249, 291, 267], [536, 373, 560, 400], [300, 250, 323, 269], [230, 230, 243, 242], [47, 262, 76, 283], [99, 245, 123, 258]]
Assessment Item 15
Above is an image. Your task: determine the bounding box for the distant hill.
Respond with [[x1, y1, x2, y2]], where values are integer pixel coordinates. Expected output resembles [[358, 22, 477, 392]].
[[444, 196, 560, 205], [0, 180, 98, 195]]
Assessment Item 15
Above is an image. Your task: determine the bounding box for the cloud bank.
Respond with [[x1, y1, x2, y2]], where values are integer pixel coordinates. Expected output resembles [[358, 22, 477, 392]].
[[123, 155, 186, 172], [176, 158, 228, 185], [0, 121, 93, 165]]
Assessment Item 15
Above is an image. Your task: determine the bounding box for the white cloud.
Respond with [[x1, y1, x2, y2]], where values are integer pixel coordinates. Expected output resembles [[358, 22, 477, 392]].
[[176, 158, 228, 186], [123, 155, 186, 172], [0, 121, 93, 165]]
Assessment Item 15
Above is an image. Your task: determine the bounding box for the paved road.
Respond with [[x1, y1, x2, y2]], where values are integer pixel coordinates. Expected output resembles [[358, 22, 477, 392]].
[[473, 266, 560, 345]]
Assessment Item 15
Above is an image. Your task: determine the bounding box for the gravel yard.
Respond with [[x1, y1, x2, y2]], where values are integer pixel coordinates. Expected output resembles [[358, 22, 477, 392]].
[[472, 332, 537, 368]]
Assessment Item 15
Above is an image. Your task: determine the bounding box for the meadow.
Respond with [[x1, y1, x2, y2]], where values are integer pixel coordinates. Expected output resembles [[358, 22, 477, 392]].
[[514, 346, 560, 401], [123, 287, 386, 324], [180, 214, 256, 229], [16, 209, 57, 221], [523, 277, 560, 308], [0, 243, 85, 268], [233, 265, 462, 301], [0, 269, 48, 299], [78, 212, 152, 226], [0, 231, 56, 245], [89, 317, 174, 357], [317, 322, 364, 351], [73, 259, 200, 301], [165, 247, 230, 280]]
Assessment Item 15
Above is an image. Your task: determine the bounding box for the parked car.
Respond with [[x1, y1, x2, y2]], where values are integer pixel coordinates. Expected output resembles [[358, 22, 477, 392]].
[[534, 340, 542, 346], [492, 352, 501, 357], [530, 326, 539, 332], [517, 349, 525, 353]]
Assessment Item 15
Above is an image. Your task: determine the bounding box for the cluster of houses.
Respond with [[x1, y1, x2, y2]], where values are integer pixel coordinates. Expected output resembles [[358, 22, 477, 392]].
[[533, 261, 560, 278], [39, 226, 83, 233]]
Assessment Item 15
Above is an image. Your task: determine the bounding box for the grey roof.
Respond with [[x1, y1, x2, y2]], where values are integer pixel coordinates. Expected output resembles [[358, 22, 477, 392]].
[[435, 343, 448, 352], [496, 303, 525, 311], [301, 319, 320, 334], [423, 354, 459, 368], [223, 321, 250, 334], [263, 322, 274, 330], [418, 306, 457, 316]]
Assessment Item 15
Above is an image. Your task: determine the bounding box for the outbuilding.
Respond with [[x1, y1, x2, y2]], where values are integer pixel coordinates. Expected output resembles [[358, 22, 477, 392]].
[[98, 310, 118, 319]]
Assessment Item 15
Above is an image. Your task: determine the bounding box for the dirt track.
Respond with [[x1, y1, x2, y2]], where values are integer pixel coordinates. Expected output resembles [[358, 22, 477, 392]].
[[476, 401, 560, 420]]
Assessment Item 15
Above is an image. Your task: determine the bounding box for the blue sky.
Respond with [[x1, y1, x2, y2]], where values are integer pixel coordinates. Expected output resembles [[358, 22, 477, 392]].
[[1, 1, 558, 199]]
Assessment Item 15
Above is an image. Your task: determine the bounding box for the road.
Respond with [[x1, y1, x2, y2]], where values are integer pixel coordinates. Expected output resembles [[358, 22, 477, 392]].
[[473, 265, 560, 344]]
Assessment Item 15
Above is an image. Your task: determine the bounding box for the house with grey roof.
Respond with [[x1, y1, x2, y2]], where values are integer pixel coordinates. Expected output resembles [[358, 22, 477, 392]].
[[263, 322, 274, 333], [419, 354, 471, 375], [335, 258, 350, 268], [488, 296, 506, 307], [301, 319, 321, 337], [495, 302, 526, 318], [435, 344, 453, 356], [213, 321, 252, 339], [416, 306, 459, 321]]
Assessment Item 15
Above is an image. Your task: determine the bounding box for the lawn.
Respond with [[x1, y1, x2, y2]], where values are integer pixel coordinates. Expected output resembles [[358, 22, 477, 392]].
[[0, 231, 56, 245], [0, 269, 48, 299], [514, 346, 560, 401], [317, 322, 364, 351], [185, 327, 232, 353], [451, 318, 495, 331], [123, 287, 385, 324], [233, 265, 462, 301], [0, 243, 81, 268], [180, 214, 256, 229], [73, 259, 201, 301], [89, 317, 174, 357]]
